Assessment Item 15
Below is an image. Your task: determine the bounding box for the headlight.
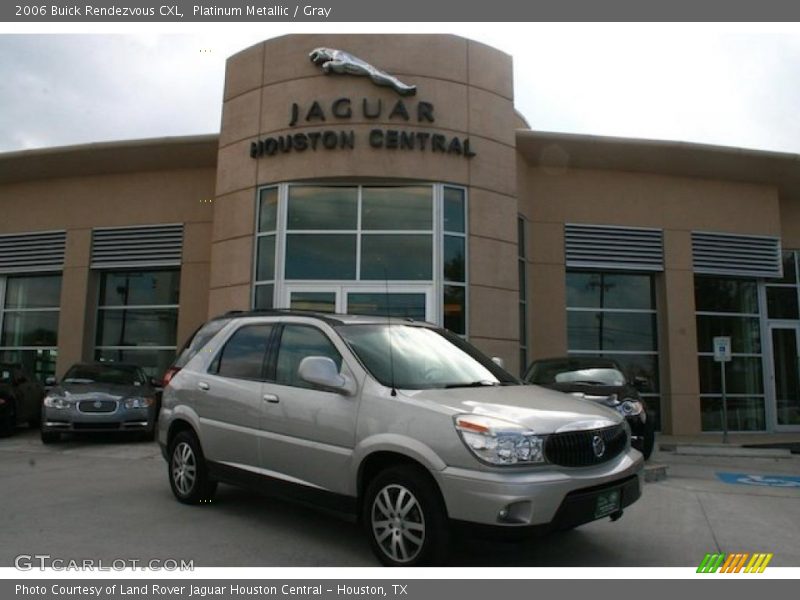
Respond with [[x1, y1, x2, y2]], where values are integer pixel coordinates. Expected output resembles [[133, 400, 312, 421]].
[[43, 396, 70, 409], [618, 399, 643, 417], [454, 414, 545, 465], [124, 397, 155, 409]]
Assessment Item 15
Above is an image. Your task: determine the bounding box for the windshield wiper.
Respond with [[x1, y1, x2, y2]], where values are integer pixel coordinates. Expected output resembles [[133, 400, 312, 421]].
[[443, 380, 500, 389]]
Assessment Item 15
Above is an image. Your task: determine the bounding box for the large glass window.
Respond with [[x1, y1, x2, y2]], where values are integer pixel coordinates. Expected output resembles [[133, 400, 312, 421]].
[[94, 269, 180, 378], [0, 274, 61, 382], [253, 184, 469, 336], [443, 186, 466, 335], [566, 271, 661, 430], [254, 187, 278, 309], [695, 275, 765, 431]]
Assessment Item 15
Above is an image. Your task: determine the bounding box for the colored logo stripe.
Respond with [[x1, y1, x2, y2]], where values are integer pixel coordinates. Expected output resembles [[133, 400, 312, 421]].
[[697, 552, 772, 573]]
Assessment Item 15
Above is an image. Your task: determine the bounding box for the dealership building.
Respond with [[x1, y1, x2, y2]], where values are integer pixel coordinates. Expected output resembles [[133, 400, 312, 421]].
[[1, 33, 800, 436]]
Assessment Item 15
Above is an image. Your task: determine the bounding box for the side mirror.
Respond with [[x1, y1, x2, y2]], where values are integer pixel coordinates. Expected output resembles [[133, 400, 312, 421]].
[[491, 357, 505, 369], [298, 356, 355, 395], [633, 376, 650, 392], [45, 376, 57, 386]]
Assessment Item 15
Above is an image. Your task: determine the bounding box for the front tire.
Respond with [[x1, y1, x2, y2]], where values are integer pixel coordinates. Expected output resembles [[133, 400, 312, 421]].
[[641, 417, 655, 461], [363, 465, 450, 567], [168, 430, 217, 504], [40, 430, 60, 444]]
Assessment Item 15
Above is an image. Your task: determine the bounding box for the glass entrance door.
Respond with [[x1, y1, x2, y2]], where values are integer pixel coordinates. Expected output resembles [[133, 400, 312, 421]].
[[284, 285, 433, 322], [769, 325, 800, 429]]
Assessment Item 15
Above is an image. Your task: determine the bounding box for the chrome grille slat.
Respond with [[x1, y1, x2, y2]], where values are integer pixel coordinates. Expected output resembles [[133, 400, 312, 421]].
[[544, 424, 627, 467]]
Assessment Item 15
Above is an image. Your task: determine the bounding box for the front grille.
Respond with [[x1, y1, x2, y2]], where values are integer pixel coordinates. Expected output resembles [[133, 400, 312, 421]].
[[544, 424, 627, 467], [78, 400, 117, 413]]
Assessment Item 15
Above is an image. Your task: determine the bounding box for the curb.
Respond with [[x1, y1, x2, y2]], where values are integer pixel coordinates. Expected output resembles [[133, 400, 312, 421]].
[[660, 444, 792, 458], [644, 462, 668, 482]]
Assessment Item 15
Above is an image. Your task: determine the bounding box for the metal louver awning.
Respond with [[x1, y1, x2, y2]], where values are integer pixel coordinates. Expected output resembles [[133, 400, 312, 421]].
[[91, 224, 184, 269], [565, 223, 664, 271], [692, 231, 781, 278], [0, 230, 66, 274]]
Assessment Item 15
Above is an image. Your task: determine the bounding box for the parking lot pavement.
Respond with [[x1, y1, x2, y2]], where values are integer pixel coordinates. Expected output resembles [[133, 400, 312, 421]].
[[1, 429, 799, 567]]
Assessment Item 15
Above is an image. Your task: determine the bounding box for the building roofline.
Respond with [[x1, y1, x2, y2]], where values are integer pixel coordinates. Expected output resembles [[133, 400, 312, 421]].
[[0, 134, 219, 184], [516, 129, 800, 200]]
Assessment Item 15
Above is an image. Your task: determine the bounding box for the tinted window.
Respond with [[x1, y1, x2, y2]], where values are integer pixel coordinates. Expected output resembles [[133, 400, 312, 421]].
[[63, 364, 143, 385], [276, 325, 342, 389], [216, 325, 273, 380], [174, 318, 233, 368]]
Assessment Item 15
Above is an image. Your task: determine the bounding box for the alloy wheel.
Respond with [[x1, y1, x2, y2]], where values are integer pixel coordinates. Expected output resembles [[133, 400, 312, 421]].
[[171, 441, 197, 496], [370, 483, 426, 563]]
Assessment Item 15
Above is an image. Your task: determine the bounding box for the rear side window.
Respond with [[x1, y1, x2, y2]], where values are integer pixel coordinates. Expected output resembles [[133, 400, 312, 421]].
[[174, 318, 233, 368], [276, 325, 342, 389], [213, 325, 274, 380]]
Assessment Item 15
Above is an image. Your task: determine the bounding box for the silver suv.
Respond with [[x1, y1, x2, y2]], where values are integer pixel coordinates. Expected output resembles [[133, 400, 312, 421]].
[[158, 311, 643, 566]]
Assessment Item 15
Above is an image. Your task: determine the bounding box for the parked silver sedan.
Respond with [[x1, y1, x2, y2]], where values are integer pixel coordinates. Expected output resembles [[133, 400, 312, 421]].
[[41, 362, 158, 443]]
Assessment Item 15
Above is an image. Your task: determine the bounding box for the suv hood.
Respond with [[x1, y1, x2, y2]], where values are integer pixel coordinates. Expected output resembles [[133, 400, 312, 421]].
[[403, 384, 622, 434]]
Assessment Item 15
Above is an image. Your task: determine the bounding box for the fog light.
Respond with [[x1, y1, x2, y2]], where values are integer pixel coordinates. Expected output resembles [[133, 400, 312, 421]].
[[497, 501, 532, 524]]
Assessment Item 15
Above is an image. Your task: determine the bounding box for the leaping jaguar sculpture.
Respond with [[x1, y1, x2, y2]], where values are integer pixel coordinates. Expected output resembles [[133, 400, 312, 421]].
[[309, 47, 417, 96]]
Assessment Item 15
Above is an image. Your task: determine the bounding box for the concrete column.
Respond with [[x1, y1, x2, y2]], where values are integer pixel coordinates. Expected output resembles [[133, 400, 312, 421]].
[[528, 222, 567, 360], [660, 229, 702, 434], [56, 229, 92, 377], [177, 221, 213, 346]]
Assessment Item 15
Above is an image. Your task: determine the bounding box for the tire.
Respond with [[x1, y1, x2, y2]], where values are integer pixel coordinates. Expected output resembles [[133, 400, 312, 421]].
[[363, 465, 450, 567], [0, 403, 16, 438], [641, 418, 655, 461], [168, 430, 217, 505], [40, 430, 60, 444]]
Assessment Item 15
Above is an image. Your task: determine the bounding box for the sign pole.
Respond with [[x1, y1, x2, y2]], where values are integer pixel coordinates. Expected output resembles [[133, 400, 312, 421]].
[[713, 336, 732, 444]]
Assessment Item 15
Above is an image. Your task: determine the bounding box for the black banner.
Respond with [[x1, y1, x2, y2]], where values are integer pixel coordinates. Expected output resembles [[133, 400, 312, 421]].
[[4, 0, 800, 22]]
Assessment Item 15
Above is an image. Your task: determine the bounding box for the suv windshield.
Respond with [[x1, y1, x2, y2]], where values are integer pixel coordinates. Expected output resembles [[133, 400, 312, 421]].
[[337, 324, 519, 390], [63, 365, 143, 386]]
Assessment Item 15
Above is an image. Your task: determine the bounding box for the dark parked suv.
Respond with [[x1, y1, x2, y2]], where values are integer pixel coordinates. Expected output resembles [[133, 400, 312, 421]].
[[523, 357, 655, 460]]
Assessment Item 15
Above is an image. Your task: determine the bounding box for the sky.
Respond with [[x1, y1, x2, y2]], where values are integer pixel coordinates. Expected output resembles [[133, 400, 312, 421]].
[[1, 23, 800, 155]]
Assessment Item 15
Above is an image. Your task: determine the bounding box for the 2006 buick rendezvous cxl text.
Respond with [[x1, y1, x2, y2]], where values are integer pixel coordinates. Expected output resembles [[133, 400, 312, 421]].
[[158, 311, 643, 566]]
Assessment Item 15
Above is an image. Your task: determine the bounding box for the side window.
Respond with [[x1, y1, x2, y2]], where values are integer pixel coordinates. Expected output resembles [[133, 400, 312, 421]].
[[214, 324, 274, 380], [276, 325, 342, 389]]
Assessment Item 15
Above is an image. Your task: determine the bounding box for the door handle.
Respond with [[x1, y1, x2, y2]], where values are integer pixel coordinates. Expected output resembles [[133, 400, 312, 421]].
[[197, 381, 210, 391], [263, 393, 280, 403]]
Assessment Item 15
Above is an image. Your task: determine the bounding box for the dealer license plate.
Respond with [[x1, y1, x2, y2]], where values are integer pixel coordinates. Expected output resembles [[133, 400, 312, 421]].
[[594, 489, 621, 519]]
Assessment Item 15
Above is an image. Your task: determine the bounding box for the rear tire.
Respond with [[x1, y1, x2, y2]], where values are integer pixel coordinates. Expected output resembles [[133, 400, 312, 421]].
[[0, 403, 16, 437], [168, 430, 217, 504], [40, 430, 60, 444], [363, 465, 450, 567]]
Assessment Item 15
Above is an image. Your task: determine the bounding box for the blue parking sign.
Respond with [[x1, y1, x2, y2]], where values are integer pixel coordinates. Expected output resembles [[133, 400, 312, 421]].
[[717, 472, 800, 488]]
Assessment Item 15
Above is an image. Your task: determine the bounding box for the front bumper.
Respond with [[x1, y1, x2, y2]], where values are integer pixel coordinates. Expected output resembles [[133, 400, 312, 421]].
[[437, 448, 643, 530], [42, 404, 155, 433]]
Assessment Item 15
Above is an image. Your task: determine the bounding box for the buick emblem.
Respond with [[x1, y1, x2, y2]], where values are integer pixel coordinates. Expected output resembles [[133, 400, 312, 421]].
[[93, 401, 102, 409], [592, 434, 605, 458]]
